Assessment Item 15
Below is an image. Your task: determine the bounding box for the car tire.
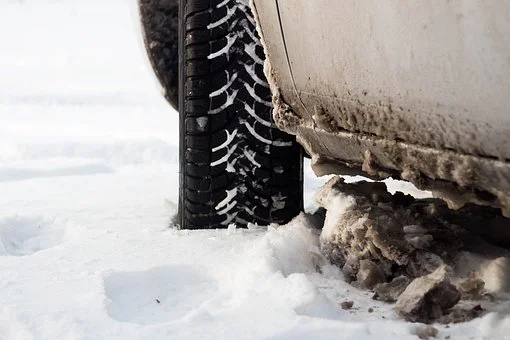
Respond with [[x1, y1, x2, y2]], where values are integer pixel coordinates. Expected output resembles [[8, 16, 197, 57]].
[[178, 0, 303, 229]]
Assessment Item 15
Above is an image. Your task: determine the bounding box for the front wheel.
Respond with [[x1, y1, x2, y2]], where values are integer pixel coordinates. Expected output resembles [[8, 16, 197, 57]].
[[178, 0, 303, 229]]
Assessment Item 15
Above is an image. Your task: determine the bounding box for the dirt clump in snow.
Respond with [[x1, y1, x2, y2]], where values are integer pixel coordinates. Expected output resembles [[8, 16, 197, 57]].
[[458, 276, 486, 300], [373, 275, 411, 302], [395, 266, 460, 322], [340, 300, 354, 310], [316, 176, 510, 324]]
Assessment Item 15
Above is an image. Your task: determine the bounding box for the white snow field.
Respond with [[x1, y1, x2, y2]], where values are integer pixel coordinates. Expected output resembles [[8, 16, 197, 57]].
[[0, 1, 509, 339]]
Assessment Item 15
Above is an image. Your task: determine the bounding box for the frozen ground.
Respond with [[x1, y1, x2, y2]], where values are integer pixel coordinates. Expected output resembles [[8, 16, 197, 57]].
[[0, 1, 509, 339]]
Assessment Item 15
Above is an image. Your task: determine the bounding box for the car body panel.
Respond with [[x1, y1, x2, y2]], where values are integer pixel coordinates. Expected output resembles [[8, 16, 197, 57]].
[[251, 0, 510, 214]]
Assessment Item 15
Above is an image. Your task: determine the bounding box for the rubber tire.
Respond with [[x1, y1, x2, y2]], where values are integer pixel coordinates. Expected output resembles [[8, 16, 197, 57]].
[[178, 0, 303, 229], [139, 0, 179, 108]]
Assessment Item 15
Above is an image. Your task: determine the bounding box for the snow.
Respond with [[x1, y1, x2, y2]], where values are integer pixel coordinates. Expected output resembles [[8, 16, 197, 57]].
[[0, 1, 509, 339], [315, 191, 356, 240], [0, 216, 77, 257]]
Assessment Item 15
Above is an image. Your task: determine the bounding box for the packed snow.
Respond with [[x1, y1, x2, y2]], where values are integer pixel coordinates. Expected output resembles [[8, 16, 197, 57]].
[[0, 1, 509, 339]]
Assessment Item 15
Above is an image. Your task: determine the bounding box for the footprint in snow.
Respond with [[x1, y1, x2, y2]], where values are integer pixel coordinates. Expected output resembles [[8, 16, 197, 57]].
[[0, 216, 70, 256], [103, 265, 217, 325]]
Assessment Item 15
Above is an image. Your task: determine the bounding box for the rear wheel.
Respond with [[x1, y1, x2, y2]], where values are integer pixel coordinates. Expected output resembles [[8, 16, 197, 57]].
[[178, 0, 303, 229]]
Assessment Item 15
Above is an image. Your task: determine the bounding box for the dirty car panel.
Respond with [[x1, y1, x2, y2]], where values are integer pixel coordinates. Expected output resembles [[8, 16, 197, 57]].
[[251, 0, 510, 215]]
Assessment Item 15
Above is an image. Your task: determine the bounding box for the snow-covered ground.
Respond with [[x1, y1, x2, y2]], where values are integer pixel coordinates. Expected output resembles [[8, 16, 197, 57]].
[[0, 1, 508, 339]]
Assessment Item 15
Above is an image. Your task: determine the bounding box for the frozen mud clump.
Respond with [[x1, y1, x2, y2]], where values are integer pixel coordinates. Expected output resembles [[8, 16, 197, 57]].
[[395, 266, 460, 323], [316, 176, 462, 288], [373, 276, 411, 302], [316, 176, 510, 323]]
